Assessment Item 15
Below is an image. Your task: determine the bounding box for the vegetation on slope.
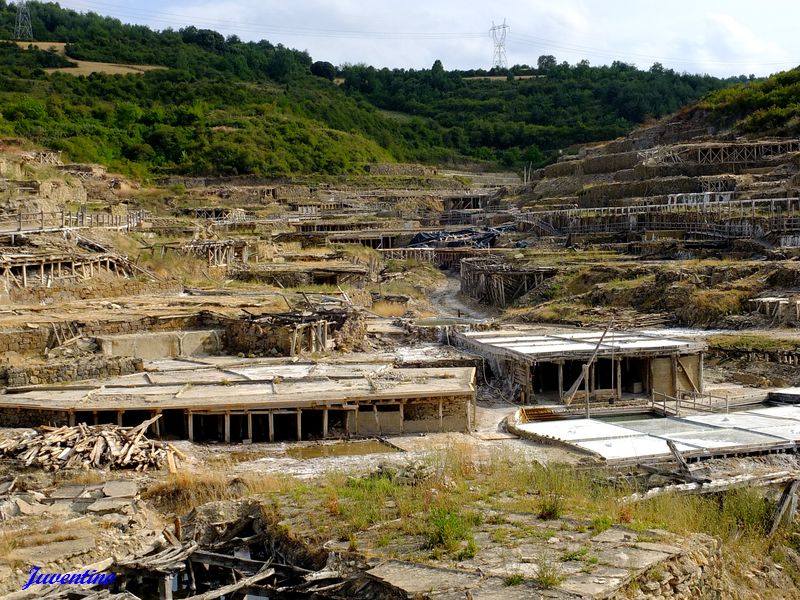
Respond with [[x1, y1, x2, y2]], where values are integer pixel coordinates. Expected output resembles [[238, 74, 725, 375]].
[[0, 2, 745, 177], [700, 67, 800, 136]]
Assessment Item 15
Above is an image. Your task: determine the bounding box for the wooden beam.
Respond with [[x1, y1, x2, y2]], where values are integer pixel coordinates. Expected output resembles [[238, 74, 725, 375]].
[[296, 409, 302, 441]]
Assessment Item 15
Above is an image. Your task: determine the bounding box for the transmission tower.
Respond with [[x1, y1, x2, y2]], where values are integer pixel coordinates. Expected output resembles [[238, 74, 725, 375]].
[[490, 19, 509, 69], [14, 1, 33, 41]]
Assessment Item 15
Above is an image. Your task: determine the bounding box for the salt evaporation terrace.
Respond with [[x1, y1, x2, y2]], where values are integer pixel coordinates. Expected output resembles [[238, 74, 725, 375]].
[[515, 404, 800, 463]]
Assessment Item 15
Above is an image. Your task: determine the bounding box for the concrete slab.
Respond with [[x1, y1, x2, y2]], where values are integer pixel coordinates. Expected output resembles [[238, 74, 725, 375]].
[[622, 417, 715, 436], [367, 560, 483, 595], [9, 538, 95, 567], [87, 498, 134, 513], [576, 436, 696, 461], [558, 566, 631, 598], [102, 480, 138, 498], [750, 405, 800, 421], [516, 419, 638, 442], [48, 485, 86, 500], [662, 428, 784, 449], [592, 546, 671, 570]]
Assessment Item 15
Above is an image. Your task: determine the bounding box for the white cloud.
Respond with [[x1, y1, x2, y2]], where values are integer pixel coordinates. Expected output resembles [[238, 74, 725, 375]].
[[56, 0, 800, 75]]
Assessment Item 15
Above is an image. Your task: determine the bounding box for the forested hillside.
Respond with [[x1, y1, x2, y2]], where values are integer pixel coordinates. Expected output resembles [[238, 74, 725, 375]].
[[700, 67, 800, 136], [0, 1, 748, 178]]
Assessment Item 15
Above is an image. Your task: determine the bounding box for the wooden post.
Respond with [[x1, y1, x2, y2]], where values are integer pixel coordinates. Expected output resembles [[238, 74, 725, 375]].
[[399, 403, 405, 434], [224, 413, 231, 443], [296, 409, 302, 441], [616, 358, 622, 400], [187, 412, 194, 442], [557, 361, 564, 401], [373, 404, 380, 433], [322, 408, 329, 438], [671, 354, 679, 397], [117, 411, 124, 426], [438, 399, 444, 432], [268, 412, 275, 442], [93, 411, 99, 426], [68, 411, 75, 426], [584, 365, 590, 418], [698, 352, 705, 393], [247, 413, 253, 442], [158, 574, 173, 600]]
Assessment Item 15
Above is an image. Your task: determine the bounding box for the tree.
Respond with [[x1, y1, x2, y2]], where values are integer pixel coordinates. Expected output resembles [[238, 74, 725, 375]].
[[310, 60, 336, 81], [537, 55, 557, 71]]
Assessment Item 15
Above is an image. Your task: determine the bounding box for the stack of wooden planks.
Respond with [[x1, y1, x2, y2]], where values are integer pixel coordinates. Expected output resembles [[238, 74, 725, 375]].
[[0, 415, 185, 471]]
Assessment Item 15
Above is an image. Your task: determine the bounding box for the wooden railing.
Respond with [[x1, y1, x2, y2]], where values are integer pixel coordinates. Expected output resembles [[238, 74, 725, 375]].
[[0, 209, 147, 234]]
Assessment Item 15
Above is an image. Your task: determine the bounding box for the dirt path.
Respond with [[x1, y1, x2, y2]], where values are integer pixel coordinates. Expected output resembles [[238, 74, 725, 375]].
[[428, 274, 496, 320]]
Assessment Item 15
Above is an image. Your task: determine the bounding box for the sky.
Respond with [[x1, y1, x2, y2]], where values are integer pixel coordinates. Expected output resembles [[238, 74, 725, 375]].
[[53, 0, 800, 77]]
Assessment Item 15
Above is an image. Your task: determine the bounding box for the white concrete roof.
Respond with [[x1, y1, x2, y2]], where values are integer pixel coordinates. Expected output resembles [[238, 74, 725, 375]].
[[456, 329, 706, 361], [0, 361, 476, 413], [517, 405, 799, 462]]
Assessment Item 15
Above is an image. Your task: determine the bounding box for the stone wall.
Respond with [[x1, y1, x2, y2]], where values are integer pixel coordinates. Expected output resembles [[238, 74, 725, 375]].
[[626, 534, 725, 600], [218, 318, 294, 355], [0, 408, 70, 428], [8, 280, 181, 305], [3, 356, 144, 386], [0, 313, 207, 355], [366, 163, 438, 177]]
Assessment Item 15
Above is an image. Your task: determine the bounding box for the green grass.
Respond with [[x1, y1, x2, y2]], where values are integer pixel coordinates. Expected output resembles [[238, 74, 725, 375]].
[[503, 573, 525, 586], [708, 334, 800, 353]]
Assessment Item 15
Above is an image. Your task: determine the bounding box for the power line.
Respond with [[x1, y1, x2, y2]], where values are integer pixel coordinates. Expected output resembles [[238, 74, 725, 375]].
[[60, 0, 487, 40], [14, 0, 33, 40], [490, 19, 509, 69]]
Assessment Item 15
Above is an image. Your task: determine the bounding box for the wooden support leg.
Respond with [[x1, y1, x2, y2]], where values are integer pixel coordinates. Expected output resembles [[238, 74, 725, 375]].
[[158, 575, 173, 600], [399, 403, 405, 434], [438, 399, 444, 432], [671, 354, 679, 397], [224, 413, 231, 443], [117, 411, 124, 426], [322, 408, 329, 438], [187, 413, 194, 442], [68, 412, 75, 426], [268, 412, 275, 442], [296, 409, 302, 441]]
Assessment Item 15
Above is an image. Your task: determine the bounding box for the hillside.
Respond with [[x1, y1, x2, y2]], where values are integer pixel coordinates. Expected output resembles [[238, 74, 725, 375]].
[[0, 1, 745, 177], [700, 68, 800, 136]]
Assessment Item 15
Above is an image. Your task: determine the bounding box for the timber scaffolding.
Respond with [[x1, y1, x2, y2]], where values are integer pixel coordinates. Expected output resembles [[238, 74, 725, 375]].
[[0, 361, 477, 442], [0, 251, 149, 289], [0, 208, 147, 239], [459, 257, 556, 308], [229, 260, 369, 287], [180, 239, 249, 267], [379, 247, 507, 269], [647, 140, 800, 166], [516, 196, 800, 241], [453, 328, 706, 406]]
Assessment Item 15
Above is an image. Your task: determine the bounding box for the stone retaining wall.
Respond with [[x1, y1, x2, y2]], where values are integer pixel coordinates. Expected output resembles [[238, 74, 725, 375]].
[[8, 280, 181, 305], [0, 408, 70, 428], [626, 534, 725, 600], [3, 356, 144, 386]]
